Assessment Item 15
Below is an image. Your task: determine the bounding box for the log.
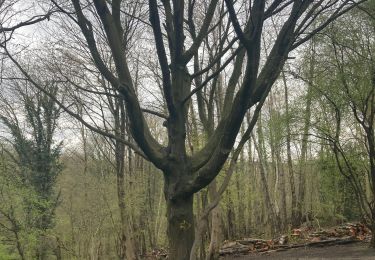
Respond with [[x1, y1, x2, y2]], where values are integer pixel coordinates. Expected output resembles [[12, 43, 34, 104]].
[[304, 237, 358, 247], [273, 237, 358, 251], [219, 245, 250, 255], [237, 238, 269, 244]]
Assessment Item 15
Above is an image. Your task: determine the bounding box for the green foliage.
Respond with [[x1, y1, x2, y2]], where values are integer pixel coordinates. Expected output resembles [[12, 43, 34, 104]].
[[0, 152, 41, 258], [309, 4, 375, 229], [0, 81, 62, 258], [0, 242, 18, 260], [2, 88, 62, 198], [316, 150, 361, 223]]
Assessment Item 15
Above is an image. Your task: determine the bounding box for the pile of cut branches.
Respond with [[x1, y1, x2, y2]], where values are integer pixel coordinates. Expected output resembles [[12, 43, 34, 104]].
[[219, 222, 371, 256], [141, 248, 168, 259]]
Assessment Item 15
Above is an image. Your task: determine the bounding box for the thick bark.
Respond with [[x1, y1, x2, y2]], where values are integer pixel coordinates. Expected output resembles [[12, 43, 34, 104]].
[[163, 64, 194, 259], [166, 193, 195, 260]]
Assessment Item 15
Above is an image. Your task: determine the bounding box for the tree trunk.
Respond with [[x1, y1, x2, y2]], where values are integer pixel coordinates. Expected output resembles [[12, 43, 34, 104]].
[[206, 181, 223, 260], [297, 41, 315, 225], [114, 100, 138, 260], [297, 84, 312, 224], [367, 129, 375, 248], [276, 152, 287, 231], [117, 166, 138, 260], [116, 156, 128, 260], [282, 71, 298, 228], [371, 222, 375, 248], [166, 194, 195, 260], [14, 229, 25, 260], [252, 129, 278, 236]]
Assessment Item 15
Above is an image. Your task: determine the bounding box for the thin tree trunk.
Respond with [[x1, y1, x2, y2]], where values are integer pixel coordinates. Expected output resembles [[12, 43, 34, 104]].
[[297, 41, 315, 225], [116, 142, 128, 260], [206, 181, 223, 260], [14, 228, 25, 260], [115, 102, 138, 260], [252, 124, 278, 235], [297, 83, 312, 225], [282, 71, 298, 227], [365, 124, 375, 248], [276, 151, 287, 231], [237, 125, 246, 236]]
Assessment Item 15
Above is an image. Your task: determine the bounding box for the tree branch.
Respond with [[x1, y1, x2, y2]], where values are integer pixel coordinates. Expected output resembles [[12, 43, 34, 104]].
[[182, 0, 219, 64], [149, 0, 174, 116]]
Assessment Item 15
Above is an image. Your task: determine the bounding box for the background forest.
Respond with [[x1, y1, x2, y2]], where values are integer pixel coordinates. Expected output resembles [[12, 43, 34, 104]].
[[0, 0, 374, 259]]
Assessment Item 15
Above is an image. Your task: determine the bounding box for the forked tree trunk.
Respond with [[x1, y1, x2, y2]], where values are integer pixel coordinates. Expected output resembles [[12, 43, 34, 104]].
[[166, 192, 195, 260]]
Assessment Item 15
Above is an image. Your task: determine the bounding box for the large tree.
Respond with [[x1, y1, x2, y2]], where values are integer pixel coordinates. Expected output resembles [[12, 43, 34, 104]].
[[0, 0, 366, 258]]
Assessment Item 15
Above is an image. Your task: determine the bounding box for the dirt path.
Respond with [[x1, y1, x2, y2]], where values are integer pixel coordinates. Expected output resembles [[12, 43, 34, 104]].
[[221, 242, 375, 259]]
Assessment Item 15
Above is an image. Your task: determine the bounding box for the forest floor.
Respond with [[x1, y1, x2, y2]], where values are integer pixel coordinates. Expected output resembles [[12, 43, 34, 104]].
[[221, 242, 375, 259]]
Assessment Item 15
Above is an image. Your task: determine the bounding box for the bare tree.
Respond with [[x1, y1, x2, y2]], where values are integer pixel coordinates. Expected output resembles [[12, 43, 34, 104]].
[[0, 0, 367, 258]]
